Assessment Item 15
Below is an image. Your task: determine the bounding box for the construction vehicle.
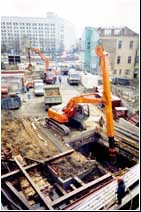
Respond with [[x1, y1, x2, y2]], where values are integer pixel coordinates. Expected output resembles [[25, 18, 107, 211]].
[[67, 69, 81, 85], [44, 85, 62, 110], [45, 45, 116, 156], [45, 94, 101, 135], [45, 72, 57, 84], [31, 48, 57, 84], [31, 48, 49, 74]]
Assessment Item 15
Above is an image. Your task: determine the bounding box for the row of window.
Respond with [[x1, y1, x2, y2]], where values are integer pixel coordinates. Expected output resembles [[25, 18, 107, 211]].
[[118, 40, 134, 49], [3, 41, 56, 46], [104, 29, 121, 36], [2, 35, 57, 40], [2, 33, 57, 37], [2, 26, 56, 31], [2, 37, 56, 42], [114, 69, 130, 75], [5, 45, 57, 52], [2, 33, 57, 38], [117, 56, 132, 64], [2, 22, 57, 27], [1, 29, 56, 33], [2, 38, 57, 44]]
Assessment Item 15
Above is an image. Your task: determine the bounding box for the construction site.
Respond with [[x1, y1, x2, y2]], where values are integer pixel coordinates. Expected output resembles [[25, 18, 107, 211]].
[[1, 46, 139, 211]]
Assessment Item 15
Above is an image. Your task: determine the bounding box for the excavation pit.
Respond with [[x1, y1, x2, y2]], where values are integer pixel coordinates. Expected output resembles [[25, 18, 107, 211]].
[[47, 155, 100, 189], [73, 137, 137, 173]]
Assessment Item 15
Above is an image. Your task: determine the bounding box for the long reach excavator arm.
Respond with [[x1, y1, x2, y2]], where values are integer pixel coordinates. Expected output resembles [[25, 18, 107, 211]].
[[95, 45, 115, 154], [47, 45, 115, 155]]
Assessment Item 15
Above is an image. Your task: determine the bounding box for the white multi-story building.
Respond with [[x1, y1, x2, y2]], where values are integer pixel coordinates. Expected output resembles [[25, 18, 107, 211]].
[[1, 12, 76, 54]]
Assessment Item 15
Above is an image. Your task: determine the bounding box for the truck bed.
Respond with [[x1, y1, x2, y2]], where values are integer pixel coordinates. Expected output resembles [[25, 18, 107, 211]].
[[44, 85, 62, 110]]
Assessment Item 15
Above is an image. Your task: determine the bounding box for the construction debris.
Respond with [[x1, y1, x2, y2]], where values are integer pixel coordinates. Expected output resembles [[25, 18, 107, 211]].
[[1, 111, 58, 161]]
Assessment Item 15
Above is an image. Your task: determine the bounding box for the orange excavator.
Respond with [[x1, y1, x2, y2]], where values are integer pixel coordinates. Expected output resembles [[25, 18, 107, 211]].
[[30, 48, 58, 83], [45, 45, 115, 155], [31, 48, 49, 74], [26, 47, 49, 75]]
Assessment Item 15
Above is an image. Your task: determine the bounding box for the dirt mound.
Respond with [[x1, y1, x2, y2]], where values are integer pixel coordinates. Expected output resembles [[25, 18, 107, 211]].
[[1, 111, 55, 160]]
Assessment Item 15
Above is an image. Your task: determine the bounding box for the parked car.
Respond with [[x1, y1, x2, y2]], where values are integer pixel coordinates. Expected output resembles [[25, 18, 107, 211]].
[[34, 81, 44, 96], [33, 79, 43, 87], [111, 78, 130, 86], [60, 68, 69, 75]]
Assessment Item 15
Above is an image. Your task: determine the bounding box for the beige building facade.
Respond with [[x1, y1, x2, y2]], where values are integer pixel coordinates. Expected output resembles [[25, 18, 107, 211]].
[[98, 27, 139, 80]]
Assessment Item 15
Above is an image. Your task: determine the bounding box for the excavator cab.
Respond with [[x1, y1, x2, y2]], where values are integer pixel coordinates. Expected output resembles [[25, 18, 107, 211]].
[[70, 104, 90, 130], [72, 104, 89, 120]]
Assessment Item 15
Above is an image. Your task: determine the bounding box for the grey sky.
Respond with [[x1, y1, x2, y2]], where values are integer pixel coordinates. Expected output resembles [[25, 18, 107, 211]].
[[0, 0, 140, 37]]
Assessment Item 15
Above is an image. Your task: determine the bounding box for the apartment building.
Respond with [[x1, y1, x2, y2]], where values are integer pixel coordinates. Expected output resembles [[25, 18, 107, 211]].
[[98, 27, 139, 79], [1, 12, 76, 55]]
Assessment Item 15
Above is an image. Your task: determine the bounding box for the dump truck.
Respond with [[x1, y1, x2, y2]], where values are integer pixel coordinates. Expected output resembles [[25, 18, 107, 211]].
[[44, 85, 62, 110]]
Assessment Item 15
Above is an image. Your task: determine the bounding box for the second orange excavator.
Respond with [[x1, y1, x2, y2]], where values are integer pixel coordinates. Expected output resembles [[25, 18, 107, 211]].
[[45, 45, 116, 155], [31, 47, 49, 74], [29, 48, 57, 83]]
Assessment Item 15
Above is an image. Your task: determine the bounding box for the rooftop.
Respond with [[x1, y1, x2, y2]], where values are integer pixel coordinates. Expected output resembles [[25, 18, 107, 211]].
[[97, 26, 138, 37]]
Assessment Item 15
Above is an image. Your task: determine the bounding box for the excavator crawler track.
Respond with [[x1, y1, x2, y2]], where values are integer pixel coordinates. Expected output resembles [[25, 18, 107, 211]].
[[45, 118, 70, 135]]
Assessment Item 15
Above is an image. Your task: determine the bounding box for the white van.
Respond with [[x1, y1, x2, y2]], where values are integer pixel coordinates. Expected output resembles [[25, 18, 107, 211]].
[[34, 81, 44, 96], [33, 79, 43, 87], [67, 69, 81, 85]]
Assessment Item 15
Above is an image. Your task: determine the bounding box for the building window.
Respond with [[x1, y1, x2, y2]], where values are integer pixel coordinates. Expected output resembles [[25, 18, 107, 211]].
[[87, 42, 91, 50], [114, 29, 121, 35], [119, 69, 122, 75], [117, 56, 121, 64], [104, 29, 111, 35], [135, 55, 139, 64], [118, 40, 122, 48], [128, 56, 131, 64], [114, 69, 117, 74], [129, 40, 134, 49], [125, 69, 130, 75]]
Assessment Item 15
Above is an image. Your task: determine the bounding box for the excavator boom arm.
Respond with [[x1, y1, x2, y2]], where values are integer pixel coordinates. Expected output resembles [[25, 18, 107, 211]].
[[62, 46, 115, 146], [63, 94, 102, 118], [31, 48, 49, 73], [96, 45, 115, 148]]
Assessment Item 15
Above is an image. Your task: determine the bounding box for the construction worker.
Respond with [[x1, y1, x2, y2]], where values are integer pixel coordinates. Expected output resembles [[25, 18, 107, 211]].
[[99, 116, 105, 128], [116, 176, 126, 205], [59, 75, 62, 84]]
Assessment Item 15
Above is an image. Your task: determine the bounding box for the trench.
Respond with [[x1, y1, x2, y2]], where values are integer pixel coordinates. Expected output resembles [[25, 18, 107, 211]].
[[1, 131, 138, 210], [75, 138, 136, 173]]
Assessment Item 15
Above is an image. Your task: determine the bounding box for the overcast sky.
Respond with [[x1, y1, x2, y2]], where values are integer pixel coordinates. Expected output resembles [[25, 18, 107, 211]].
[[0, 0, 140, 37]]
